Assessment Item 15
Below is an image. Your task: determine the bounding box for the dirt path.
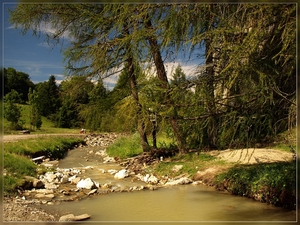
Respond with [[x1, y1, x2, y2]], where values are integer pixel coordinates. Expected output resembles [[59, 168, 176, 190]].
[[3, 133, 86, 142]]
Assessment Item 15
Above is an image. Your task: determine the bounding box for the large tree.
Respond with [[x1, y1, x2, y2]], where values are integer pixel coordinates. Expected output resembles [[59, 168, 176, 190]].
[[35, 75, 60, 118], [9, 3, 296, 151], [4, 67, 34, 102]]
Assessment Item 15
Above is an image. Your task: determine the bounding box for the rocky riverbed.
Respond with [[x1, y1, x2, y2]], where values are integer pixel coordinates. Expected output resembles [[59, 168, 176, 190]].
[[3, 133, 295, 222], [3, 133, 197, 222]]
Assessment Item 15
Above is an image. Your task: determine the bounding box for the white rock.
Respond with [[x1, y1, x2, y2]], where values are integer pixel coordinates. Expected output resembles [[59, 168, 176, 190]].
[[114, 169, 129, 179], [143, 174, 150, 182], [45, 173, 57, 183], [164, 177, 192, 186], [76, 178, 97, 189], [147, 174, 158, 184]]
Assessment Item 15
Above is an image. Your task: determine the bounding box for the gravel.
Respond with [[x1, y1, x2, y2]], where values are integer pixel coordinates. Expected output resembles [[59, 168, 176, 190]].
[[3, 197, 61, 222]]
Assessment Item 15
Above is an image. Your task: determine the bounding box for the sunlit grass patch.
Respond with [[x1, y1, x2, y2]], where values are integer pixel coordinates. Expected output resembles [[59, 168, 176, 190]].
[[4, 136, 84, 158], [106, 133, 143, 159]]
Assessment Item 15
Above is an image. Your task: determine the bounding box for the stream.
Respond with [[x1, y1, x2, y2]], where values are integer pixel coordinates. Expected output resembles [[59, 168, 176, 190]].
[[39, 137, 296, 223]]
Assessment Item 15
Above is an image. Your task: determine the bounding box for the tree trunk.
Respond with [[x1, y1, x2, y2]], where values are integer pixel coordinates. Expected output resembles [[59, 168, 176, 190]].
[[145, 18, 186, 153], [127, 56, 149, 151], [205, 38, 218, 149], [124, 24, 149, 152]]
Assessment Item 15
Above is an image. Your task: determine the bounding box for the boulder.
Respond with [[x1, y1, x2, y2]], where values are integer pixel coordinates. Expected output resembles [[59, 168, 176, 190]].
[[164, 177, 192, 186], [114, 169, 129, 179], [76, 178, 97, 189], [59, 213, 91, 222]]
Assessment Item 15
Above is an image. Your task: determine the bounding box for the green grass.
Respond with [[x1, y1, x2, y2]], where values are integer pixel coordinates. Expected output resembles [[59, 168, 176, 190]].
[[4, 136, 84, 158], [3, 136, 85, 195], [106, 133, 143, 159], [215, 161, 296, 209], [4, 104, 80, 134], [106, 132, 177, 159], [3, 152, 38, 193], [152, 152, 227, 178]]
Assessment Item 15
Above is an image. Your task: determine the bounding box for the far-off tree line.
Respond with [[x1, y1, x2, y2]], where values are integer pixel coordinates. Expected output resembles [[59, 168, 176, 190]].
[[3, 3, 296, 153]]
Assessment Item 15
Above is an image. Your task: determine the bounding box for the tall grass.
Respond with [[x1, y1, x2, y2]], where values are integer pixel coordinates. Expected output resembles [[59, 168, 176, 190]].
[[106, 133, 143, 159], [106, 132, 176, 159]]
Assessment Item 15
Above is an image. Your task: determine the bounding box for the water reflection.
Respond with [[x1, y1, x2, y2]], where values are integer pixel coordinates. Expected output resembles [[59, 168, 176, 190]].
[[43, 185, 296, 222]]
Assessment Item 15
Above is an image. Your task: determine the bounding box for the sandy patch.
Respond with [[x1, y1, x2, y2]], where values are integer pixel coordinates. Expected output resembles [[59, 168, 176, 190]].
[[209, 148, 294, 164]]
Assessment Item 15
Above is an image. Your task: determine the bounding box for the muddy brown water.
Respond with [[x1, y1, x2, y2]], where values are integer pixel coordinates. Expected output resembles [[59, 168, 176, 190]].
[[41, 145, 296, 222]]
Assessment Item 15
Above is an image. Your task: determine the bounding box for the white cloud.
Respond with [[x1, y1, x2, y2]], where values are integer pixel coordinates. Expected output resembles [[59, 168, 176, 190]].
[[38, 21, 74, 41]]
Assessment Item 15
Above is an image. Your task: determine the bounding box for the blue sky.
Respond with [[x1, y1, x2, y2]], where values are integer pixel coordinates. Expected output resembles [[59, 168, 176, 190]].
[[3, 2, 203, 87], [3, 3, 66, 84]]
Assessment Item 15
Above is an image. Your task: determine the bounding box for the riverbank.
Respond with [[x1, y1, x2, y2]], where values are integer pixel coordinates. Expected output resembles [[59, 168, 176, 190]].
[[3, 133, 296, 222]]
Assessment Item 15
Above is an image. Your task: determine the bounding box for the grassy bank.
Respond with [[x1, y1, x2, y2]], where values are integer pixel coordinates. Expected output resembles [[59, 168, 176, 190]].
[[3, 136, 84, 195], [215, 161, 296, 209], [106, 133, 296, 209]]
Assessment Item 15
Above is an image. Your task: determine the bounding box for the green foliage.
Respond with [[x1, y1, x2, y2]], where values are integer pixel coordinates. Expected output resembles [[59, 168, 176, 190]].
[[4, 136, 84, 159], [78, 78, 111, 131], [35, 75, 61, 118], [3, 136, 84, 194], [8, 4, 296, 151], [28, 88, 42, 130], [4, 67, 34, 102], [106, 133, 143, 159], [4, 100, 23, 130], [4, 89, 23, 104], [215, 161, 296, 209], [4, 152, 37, 193]]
